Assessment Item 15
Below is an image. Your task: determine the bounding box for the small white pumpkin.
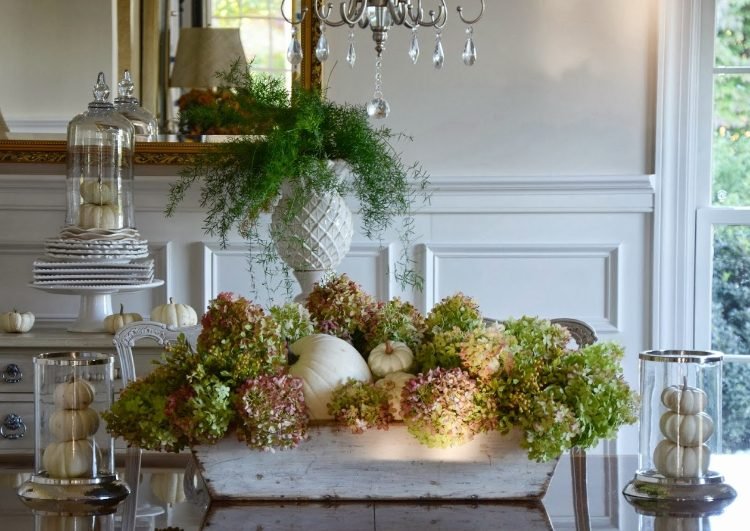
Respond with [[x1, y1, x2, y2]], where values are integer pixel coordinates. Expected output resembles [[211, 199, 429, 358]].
[[53, 378, 96, 410], [288, 334, 372, 419], [42, 439, 100, 479], [0, 309, 35, 333], [79, 203, 120, 229], [79, 180, 115, 204], [653, 439, 710, 478], [375, 370, 414, 420], [103, 303, 142, 334], [49, 408, 100, 441], [368, 340, 414, 378], [661, 380, 707, 414], [150, 297, 198, 327], [659, 411, 714, 447]]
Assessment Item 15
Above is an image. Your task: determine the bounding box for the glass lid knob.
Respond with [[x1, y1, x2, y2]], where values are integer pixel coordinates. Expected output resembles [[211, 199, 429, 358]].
[[93, 72, 110, 102]]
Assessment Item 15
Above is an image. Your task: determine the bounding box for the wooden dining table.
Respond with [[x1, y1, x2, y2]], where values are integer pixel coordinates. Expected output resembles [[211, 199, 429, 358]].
[[1, 450, 748, 530]]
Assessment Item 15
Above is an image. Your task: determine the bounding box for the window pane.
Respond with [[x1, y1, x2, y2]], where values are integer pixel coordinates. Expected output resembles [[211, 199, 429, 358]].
[[711, 224, 750, 452], [716, 0, 750, 67], [712, 74, 750, 206]]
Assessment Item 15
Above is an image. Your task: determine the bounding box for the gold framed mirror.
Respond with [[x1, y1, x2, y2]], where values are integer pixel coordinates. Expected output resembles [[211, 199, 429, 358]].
[[0, 0, 320, 166]]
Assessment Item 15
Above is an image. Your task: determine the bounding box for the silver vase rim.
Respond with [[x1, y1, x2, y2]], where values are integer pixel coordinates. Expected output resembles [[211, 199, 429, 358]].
[[639, 350, 723, 364], [34, 351, 115, 366]]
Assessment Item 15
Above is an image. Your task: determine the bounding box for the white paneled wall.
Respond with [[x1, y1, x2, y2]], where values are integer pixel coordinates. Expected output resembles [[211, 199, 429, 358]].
[[0, 166, 653, 405]]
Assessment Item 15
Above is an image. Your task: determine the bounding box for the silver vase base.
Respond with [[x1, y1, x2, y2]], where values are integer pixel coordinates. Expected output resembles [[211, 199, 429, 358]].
[[17, 475, 130, 515], [623, 470, 737, 516]]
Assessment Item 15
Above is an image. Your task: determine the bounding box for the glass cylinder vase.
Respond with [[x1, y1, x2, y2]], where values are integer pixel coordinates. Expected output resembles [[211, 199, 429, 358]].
[[17, 352, 129, 513], [623, 350, 736, 508]]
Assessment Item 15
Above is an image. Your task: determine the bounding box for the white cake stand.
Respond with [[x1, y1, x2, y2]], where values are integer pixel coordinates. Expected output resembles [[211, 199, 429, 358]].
[[30, 281, 164, 333]]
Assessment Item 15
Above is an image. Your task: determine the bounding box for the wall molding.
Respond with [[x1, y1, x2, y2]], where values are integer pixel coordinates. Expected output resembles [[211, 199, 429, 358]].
[[201, 242, 393, 306], [419, 243, 620, 334], [0, 173, 656, 214]]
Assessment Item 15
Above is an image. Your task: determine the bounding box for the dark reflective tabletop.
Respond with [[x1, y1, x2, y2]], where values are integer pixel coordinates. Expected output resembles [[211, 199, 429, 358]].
[[2, 453, 748, 530]]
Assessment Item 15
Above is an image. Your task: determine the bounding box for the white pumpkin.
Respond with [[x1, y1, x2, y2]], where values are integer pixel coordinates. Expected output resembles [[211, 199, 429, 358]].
[[49, 408, 100, 441], [150, 297, 198, 327], [42, 439, 100, 479], [79, 203, 119, 229], [653, 439, 710, 478], [150, 471, 187, 505], [53, 379, 95, 410], [659, 411, 714, 447], [103, 303, 142, 334], [375, 370, 414, 420], [0, 309, 35, 333], [288, 334, 372, 419], [661, 382, 707, 414], [79, 180, 115, 204], [368, 340, 414, 378]]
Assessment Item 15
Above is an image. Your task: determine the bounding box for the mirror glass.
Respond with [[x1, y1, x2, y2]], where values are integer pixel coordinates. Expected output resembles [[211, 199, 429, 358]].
[[0, 0, 311, 162]]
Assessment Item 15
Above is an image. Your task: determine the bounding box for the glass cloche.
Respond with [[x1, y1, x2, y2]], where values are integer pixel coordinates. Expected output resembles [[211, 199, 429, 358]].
[[114, 70, 158, 140], [66, 72, 135, 231]]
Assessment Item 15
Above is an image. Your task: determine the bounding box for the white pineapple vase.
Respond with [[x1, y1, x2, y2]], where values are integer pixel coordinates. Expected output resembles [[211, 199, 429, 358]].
[[271, 163, 354, 302]]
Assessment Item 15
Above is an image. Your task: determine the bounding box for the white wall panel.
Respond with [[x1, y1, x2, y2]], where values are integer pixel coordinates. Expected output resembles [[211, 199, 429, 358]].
[[420, 243, 619, 333], [201, 242, 392, 309]]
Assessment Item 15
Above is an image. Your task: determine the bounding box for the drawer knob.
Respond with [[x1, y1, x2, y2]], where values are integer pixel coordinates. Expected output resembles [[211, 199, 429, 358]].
[[2, 363, 23, 384], [1, 413, 26, 440]]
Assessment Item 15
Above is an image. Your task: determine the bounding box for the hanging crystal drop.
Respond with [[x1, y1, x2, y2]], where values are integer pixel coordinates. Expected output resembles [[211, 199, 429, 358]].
[[286, 26, 303, 65], [462, 27, 477, 66], [367, 57, 390, 119], [315, 23, 330, 62], [346, 30, 357, 68], [432, 33, 445, 70], [408, 28, 420, 64]]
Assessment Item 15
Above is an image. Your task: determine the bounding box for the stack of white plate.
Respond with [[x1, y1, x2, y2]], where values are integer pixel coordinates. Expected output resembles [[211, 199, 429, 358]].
[[44, 237, 149, 262], [32, 258, 155, 287]]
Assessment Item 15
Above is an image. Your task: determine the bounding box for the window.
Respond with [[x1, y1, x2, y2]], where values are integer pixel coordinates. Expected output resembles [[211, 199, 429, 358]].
[[695, 0, 750, 453], [209, 0, 293, 86]]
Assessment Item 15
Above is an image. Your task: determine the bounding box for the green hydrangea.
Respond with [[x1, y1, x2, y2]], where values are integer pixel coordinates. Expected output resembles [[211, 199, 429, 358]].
[[424, 292, 483, 336], [414, 326, 470, 372], [268, 302, 315, 343], [327, 378, 394, 433], [458, 325, 514, 381], [235, 372, 309, 451], [102, 366, 187, 452], [196, 292, 286, 386], [363, 297, 425, 353], [306, 273, 378, 351], [400, 367, 497, 448]]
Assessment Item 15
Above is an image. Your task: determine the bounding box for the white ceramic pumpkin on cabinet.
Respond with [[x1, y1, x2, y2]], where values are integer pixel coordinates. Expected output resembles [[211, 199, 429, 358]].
[[150, 298, 198, 327], [103, 303, 143, 334], [0, 309, 35, 333]]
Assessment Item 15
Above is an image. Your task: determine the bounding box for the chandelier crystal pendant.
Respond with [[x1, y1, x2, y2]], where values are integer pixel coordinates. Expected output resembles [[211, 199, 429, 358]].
[[281, 0, 485, 118]]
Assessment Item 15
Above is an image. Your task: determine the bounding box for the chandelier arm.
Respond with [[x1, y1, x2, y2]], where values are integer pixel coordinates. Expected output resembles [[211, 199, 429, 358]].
[[386, 0, 407, 25], [456, 0, 485, 25], [280, 0, 307, 25], [416, 1, 447, 29], [339, 1, 368, 26]]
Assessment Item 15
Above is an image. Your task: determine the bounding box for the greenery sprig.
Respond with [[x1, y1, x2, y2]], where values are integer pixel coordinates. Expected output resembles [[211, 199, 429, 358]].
[[166, 62, 430, 299]]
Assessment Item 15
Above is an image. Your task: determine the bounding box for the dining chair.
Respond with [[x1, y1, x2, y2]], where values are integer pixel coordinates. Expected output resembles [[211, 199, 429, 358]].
[[550, 318, 597, 531], [112, 321, 201, 531]]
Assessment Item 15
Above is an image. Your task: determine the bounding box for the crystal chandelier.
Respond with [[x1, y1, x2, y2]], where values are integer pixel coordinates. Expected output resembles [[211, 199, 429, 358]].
[[281, 1, 485, 118]]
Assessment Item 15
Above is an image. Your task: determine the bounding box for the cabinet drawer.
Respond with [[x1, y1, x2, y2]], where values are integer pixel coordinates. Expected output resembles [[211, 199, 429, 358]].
[[0, 400, 33, 450]]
